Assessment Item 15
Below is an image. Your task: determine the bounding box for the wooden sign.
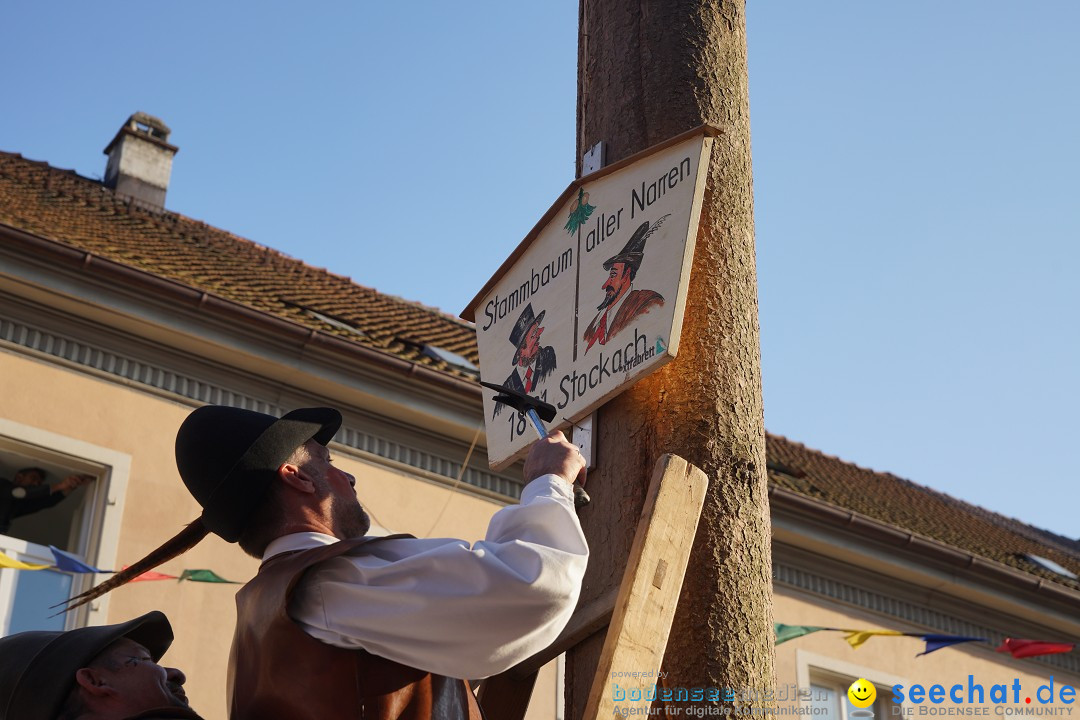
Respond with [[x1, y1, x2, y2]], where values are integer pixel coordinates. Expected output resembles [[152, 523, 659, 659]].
[[464, 127, 716, 469]]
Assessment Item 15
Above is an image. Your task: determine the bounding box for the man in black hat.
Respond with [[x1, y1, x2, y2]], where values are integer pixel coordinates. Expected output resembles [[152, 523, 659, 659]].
[[67, 405, 588, 720], [583, 219, 666, 354], [0, 467, 95, 535], [0, 610, 202, 720], [495, 303, 557, 416]]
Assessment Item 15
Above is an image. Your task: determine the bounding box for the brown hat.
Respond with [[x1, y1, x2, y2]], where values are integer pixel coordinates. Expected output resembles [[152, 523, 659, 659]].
[[0, 611, 173, 720]]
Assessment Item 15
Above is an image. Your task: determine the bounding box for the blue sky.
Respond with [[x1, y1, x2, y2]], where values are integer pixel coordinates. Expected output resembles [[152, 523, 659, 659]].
[[1, 2, 1076, 539]]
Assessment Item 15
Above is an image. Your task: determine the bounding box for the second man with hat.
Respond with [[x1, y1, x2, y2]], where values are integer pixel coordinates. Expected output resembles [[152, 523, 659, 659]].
[[0, 610, 202, 720]]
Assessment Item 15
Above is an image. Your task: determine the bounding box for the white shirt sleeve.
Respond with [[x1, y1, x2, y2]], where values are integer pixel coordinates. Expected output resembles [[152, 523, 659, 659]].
[[285, 474, 589, 679]]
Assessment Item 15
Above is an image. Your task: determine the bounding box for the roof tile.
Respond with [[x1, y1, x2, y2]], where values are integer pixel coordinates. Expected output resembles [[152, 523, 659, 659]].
[[3, 150, 1076, 590], [0, 152, 478, 378], [767, 433, 1080, 590]]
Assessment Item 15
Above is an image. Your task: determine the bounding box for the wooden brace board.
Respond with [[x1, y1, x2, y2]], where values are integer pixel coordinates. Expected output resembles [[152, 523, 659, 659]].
[[478, 453, 708, 720]]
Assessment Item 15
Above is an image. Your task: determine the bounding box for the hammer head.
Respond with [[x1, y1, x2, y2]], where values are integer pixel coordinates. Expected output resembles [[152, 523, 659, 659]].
[[479, 380, 557, 423]]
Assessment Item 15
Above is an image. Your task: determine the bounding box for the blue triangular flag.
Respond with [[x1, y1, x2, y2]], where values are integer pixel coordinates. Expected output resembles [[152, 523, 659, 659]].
[[49, 546, 108, 574], [917, 634, 987, 657]]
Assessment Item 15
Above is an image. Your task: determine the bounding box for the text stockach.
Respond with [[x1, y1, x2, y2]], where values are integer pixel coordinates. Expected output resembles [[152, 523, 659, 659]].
[[557, 329, 655, 409]]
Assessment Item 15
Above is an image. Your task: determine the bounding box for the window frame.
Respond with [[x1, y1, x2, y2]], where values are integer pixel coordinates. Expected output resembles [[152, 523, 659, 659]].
[[0, 417, 131, 632], [796, 649, 911, 720]]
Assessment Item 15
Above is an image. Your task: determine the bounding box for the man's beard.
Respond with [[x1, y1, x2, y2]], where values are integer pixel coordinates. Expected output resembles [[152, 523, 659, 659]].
[[596, 285, 618, 311], [331, 495, 371, 538], [166, 681, 190, 707]]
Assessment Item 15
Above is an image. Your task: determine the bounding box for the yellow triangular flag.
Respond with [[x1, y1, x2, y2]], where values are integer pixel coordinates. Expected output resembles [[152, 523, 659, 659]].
[[0, 551, 49, 570], [844, 630, 904, 649]]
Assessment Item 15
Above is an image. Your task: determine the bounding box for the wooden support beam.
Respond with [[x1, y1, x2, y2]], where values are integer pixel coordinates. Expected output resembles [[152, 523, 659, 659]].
[[478, 453, 707, 720], [582, 454, 708, 719], [477, 670, 540, 720]]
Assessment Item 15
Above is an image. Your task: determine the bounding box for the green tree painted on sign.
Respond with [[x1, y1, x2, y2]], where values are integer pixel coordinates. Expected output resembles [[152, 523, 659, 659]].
[[564, 187, 595, 235]]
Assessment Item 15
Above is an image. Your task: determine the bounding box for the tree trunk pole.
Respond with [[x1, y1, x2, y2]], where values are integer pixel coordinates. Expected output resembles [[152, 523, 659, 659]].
[[568, 0, 773, 713]]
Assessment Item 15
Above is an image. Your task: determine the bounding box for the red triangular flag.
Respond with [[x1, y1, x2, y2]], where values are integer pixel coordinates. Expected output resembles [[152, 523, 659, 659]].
[[996, 638, 1075, 659], [123, 565, 178, 582]]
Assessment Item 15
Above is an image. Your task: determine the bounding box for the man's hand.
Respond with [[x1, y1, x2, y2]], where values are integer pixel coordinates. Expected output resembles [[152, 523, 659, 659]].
[[523, 431, 587, 487], [55, 473, 95, 495]]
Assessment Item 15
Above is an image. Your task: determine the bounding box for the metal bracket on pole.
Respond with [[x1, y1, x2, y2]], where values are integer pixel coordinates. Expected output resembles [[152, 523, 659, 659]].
[[582, 142, 605, 176], [570, 413, 596, 469], [572, 141, 605, 470]]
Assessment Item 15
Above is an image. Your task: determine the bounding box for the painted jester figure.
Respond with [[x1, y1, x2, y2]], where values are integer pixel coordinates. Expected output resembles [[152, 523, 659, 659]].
[[67, 405, 588, 720]]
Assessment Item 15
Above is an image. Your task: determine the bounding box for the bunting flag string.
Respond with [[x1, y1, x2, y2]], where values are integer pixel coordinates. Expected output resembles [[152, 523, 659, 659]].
[[775, 623, 1075, 660], [0, 550, 238, 585]]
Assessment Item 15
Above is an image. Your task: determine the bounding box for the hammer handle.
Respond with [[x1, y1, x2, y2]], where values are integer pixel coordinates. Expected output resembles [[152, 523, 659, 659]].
[[524, 409, 549, 440], [524, 409, 591, 509]]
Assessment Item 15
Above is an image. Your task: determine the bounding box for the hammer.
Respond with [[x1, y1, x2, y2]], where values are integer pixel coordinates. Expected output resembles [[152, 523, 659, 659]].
[[480, 380, 591, 508]]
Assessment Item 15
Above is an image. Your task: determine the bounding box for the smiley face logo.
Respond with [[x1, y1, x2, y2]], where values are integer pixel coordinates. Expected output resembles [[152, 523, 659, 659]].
[[848, 678, 877, 709]]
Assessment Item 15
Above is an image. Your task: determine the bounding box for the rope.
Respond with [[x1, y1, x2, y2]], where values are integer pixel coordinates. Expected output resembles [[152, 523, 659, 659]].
[[421, 423, 484, 538]]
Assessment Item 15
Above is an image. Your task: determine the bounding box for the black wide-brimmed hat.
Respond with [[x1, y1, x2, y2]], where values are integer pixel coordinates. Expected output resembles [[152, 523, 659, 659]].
[[602, 221, 651, 272], [61, 406, 343, 613], [176, 405, 342, 542], [0, 611, 173, 720], [509, 303, 545, 365]]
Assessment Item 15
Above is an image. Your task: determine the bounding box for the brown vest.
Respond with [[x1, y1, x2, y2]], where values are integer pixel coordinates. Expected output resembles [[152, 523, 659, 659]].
[[229, 537, 485, 720]]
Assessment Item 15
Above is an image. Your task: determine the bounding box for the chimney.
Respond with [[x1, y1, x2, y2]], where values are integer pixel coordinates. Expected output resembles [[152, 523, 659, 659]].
[[103, 112, 178, 210]]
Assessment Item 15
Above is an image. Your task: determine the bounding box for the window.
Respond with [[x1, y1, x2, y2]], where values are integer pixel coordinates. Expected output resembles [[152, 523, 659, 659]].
[[796, 650, 908, 720], [1023, 554, 1078, 581], [1, 450, 100, 634], [0, 538, 76, 633], [0, 418, 130, 635]]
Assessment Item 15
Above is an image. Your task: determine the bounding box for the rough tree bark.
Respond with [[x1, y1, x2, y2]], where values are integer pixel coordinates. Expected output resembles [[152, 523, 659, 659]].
[[567, 0, 773, 714]]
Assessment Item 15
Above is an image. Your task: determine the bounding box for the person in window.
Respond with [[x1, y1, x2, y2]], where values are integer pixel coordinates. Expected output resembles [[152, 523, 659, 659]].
[[0, 467, 95, 535], [0, 610, 203, 720]]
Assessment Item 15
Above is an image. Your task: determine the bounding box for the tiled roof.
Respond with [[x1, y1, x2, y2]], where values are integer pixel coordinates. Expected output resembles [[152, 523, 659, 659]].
[[2, 151, 1075, 593], [0, 152, 479, 379], [767, 433, 1080, 591]]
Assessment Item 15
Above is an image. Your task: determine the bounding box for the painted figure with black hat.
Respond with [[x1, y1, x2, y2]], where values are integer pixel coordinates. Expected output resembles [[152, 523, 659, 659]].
[[0, 611, 203, 720], [495, 303, 557, 416], [65, 405, 588, 720], [583, 216, 669, 354]]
